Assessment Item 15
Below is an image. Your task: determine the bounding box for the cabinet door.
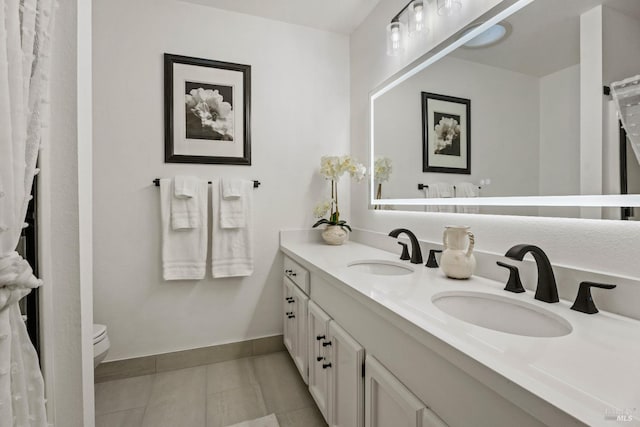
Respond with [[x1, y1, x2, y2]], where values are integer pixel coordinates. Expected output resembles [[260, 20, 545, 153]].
[[282, 278, 296, 357], [365, 356, 427, 427], [308, 301, 332, 421], [327, 320, 365, 427], [291, 283, 309, 384]]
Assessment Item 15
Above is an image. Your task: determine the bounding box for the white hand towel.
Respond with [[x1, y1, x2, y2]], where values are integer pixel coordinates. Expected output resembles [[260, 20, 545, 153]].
[[455, 182, 480, 214], [212, 179, 254, 278], [220, 178, 247, 229], [174, 175, 198, 199], [171, 176, 201, 230], [160, 178, 208, 280], [221, 178, 243, 198]]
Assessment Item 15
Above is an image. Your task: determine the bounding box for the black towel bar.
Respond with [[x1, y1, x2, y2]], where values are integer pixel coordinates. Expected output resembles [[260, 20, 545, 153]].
[[153, 178, 260, 188]]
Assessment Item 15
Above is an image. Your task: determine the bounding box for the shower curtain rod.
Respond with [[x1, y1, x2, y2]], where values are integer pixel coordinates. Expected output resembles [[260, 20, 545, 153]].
[[153, 178, 261, 188]]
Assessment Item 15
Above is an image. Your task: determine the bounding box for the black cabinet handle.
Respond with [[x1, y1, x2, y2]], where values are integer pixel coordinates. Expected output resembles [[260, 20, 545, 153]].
[[287, 314, 295, 319], [290, 272, 297, 277], [496, 261, 525, 293], [316, 356, 324, 362], [285, 297, 294, 302], [571, 281, 616, 314], [316, 335, 326, 341], [287, 299, 294, 304], [285, 269, 293, 274], [322, 341, 332, 347], [322, 363, 332, 369], [286, 311, 293, 316]]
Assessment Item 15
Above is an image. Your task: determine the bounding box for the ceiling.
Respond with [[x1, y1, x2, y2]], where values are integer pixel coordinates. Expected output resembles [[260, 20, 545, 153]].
[[181, 0, 383, 34], [451, 0, 640, 78]]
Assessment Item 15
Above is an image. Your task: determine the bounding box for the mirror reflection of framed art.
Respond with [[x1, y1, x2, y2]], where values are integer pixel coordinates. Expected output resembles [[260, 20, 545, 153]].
[[422, 92, 471, 174]]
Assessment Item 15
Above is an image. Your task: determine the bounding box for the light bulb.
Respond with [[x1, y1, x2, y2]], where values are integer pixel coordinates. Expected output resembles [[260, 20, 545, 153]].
[[408, 1, 427, 37], [386, 22, 406, 56]]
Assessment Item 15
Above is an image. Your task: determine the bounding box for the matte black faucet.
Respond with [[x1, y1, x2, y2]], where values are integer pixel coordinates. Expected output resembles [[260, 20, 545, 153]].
[[504, 244, 559, 303], [389, 229, 423, 264]]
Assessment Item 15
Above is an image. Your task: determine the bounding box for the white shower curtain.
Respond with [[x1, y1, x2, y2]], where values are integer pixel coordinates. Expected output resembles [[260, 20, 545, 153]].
[[611, 75, 640, 165], [0, 0, 56, 426]]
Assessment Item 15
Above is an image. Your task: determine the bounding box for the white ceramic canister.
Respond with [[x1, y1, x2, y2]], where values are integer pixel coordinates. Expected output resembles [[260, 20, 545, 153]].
[[440, 225, 476, 279]]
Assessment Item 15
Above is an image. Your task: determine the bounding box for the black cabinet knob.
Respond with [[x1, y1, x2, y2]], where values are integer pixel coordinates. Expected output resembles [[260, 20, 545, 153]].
[[426, 249, 442, 268], [316, 335, 326, 341], [322, 341, 332, 347], [287, 314, 295, 319], [316, 356, 324, 362], [496, 261, 525, 293], [286, 311, 293, 316], [322, 363, 332, 369], [571, 281, 616, 314], [285, 269, 293, 274]]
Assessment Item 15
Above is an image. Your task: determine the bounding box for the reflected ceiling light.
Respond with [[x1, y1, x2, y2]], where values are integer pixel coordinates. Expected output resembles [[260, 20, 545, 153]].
[[461, 22, 512, 48], [437, 0, 462, 16], [387, 21, 406, 56]]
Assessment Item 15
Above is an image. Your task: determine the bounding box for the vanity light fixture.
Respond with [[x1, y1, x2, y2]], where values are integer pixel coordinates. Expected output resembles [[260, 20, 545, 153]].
[[437, 0, 462, 16], [386, 20, 406, 56], [461, 22, 512, 49], [408, 0, 428, 38]]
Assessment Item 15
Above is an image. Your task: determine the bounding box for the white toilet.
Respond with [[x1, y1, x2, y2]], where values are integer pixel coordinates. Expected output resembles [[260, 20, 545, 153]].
[[93, 324, 110, 368]]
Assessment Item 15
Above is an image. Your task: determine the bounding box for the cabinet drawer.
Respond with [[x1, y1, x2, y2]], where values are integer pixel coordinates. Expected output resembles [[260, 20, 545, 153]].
[[284, 256, 310, 294]]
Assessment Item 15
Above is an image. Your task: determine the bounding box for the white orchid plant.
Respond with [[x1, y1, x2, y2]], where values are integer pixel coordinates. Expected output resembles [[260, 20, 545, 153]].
[[373, 157, 392, 207], [313, 155, 366, 232]]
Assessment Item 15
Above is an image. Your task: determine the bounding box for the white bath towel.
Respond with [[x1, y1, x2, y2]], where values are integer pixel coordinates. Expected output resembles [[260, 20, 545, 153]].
[[455, 182, 480, 214], [160, 178, 208, 280], [171, 176, 201, 230], [220, 178, 247, 229], [212, 179, 254, 278], [426, 183, 455, 213]]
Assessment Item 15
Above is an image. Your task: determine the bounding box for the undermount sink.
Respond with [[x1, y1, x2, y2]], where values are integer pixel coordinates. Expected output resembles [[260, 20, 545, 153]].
[[347, 260, 414, 276], [432, 291, 572, 337]]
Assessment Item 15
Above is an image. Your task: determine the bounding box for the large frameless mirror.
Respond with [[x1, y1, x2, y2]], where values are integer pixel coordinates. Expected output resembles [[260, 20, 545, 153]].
[[370, 0, 640, 219]]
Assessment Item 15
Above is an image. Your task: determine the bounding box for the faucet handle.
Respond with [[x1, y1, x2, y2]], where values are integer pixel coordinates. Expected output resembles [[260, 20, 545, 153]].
[[571, 281, 616, 314], [496, 262, 525, 293], [397, 242, 410, 261], [426, 250, 442, 268]]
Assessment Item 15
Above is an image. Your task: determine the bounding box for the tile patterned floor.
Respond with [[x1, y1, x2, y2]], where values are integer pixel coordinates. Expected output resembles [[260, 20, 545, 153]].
[[95, 352, 327, 427]]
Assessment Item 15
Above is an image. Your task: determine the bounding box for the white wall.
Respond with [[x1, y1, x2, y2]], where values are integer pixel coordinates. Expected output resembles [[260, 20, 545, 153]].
[[538, 64, 580, 217], [350, 0, 640, 281], [41, 0, 93, 425], [375, 56, 540, 200], [93, 0, 351, 360]]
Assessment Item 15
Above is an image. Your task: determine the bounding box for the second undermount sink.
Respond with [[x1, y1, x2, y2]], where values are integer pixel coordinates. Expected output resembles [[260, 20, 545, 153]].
[[347, 260, 414, 276], [432, 291, 572, 337]]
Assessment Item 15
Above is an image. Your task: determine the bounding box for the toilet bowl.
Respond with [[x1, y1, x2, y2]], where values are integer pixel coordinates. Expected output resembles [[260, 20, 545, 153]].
[[93, 324, 110, 368]]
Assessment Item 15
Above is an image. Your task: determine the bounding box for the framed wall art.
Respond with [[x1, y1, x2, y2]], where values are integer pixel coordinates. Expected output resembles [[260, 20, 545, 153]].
[[422, 92, 471, 174], [164, 54, 251, 165]]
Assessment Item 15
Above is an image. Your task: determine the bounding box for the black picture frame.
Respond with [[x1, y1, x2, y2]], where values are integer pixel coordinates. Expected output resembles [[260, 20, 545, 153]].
[[422, 92, 471, 174], [164, 53, 251, 165]]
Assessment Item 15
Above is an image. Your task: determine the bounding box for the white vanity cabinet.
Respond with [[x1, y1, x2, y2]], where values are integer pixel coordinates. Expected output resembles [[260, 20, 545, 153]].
[[308, 301, 331, 420], [365, 356, 446, 427], [308, 300, 365, 427], [282, 258, 309, 384]]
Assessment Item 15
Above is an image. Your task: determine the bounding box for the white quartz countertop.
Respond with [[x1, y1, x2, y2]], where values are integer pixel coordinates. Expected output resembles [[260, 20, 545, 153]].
[[280, 239, 640, 427]]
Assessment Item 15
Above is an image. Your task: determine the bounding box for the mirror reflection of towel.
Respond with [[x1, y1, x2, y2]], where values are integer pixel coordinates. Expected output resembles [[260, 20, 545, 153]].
[[455, 182, 479, 214], [426, 183, 455, 213]]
